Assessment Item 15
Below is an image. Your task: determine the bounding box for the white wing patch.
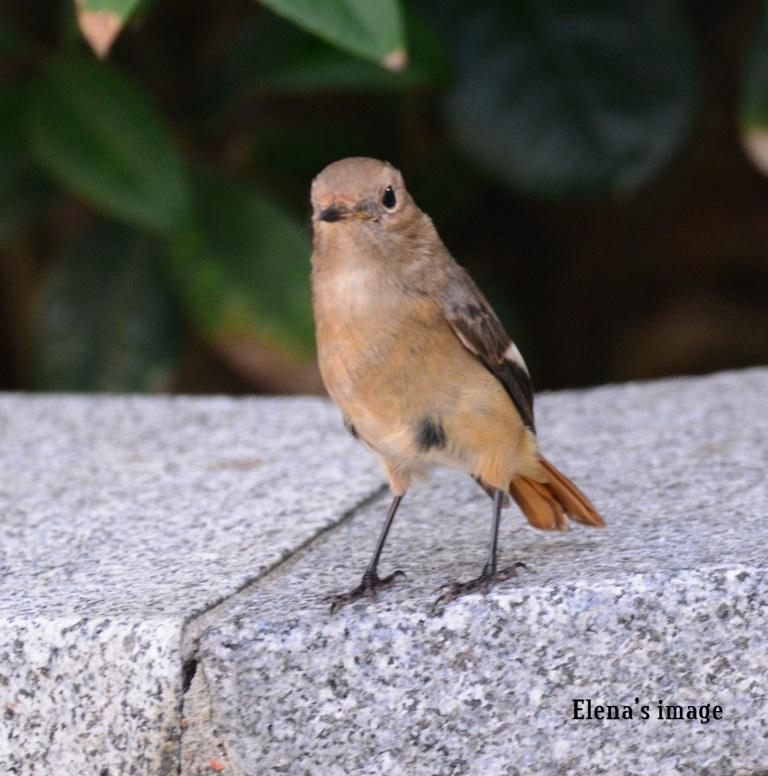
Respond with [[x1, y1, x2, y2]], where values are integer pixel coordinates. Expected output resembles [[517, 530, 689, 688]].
[[504, 342, 529, 373]]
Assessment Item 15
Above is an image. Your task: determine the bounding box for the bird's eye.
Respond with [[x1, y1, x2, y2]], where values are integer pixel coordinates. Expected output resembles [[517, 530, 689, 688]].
[[382, 186, 397, 210]]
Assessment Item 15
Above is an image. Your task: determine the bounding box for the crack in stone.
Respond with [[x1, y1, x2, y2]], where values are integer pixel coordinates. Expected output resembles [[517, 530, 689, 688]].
[[173, 483, 388, 774], [181, 658, 198, 694]]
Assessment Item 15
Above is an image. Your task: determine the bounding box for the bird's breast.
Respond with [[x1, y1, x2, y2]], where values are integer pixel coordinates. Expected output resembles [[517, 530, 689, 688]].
[[313, 258, 405, 375], [314, 267, 447, 456]]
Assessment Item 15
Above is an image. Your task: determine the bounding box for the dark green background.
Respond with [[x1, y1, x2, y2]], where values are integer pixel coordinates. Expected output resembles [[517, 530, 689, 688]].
[[1, 0, 767, 395]]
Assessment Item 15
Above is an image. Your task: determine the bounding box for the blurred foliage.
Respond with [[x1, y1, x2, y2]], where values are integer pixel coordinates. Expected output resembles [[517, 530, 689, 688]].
[[170, 170, 314, 359], [27, 55, 190, 233], [0, 0, 767, 394], [256, 1, 406, 69], [31, 222, 182, 390], [741, 3, 768, 175], [445, 1, 699, 197]]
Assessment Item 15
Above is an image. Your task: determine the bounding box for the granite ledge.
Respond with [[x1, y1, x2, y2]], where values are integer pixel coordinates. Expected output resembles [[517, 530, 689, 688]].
[[2, 370, 768, 775], [184, 368, 768, 776], [0, 394, 383, 775]]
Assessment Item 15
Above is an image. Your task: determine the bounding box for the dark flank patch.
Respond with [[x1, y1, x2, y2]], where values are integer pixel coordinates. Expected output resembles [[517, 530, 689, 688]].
[[415, 417, 447, 451], [343, 416, 358, 439]]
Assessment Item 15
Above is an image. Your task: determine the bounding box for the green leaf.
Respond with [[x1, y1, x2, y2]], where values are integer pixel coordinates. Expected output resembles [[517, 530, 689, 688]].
[[81, 0, 143, 14], [213, 11, 446, 101], [445, 0, 699, 198], [75, 0, 145, 57], [170, 171, 314, 362], [30, 222, 183, 391], [740, 4, 768, 177], [26, 56, 190, 234], [257, 0, 407, 70]]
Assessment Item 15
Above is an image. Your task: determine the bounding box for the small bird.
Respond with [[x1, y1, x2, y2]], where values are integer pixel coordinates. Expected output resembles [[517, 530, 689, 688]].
[[310, 157, 604, 612]]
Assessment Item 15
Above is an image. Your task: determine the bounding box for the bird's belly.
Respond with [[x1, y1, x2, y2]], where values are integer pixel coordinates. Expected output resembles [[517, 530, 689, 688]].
[[320, 307, 526, 483]]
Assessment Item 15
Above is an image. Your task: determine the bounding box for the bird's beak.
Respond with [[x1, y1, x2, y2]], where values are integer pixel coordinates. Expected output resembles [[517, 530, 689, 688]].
[[318, 201, 376, 223], [318, 204, 347, 222]]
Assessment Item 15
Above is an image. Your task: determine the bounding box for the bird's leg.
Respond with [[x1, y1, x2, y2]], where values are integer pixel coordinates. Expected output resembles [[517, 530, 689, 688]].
[[433, 489, 526, 609], [327, 494, 406, 614]]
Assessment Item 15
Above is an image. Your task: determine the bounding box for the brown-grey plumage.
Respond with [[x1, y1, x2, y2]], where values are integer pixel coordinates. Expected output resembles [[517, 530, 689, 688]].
[[310, 157, 604, 612], [424, 261, 535, 432]]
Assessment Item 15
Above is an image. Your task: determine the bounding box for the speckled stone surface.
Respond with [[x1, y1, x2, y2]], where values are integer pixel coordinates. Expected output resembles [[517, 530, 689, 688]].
[[0, 395, 382, 775], [192, 369, 768, 775]]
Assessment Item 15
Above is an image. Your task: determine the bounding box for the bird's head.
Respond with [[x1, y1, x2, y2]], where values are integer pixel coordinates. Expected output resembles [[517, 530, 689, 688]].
[[311, 157, 417, 233]]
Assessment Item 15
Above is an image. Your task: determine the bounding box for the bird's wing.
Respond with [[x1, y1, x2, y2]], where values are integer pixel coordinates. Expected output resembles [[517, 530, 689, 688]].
[[434, 264, 535, 432]]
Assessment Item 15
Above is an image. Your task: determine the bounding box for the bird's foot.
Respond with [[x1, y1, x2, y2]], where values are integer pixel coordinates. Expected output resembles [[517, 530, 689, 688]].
[[326, 570, 405, 614], [432, 562, 527, 610]]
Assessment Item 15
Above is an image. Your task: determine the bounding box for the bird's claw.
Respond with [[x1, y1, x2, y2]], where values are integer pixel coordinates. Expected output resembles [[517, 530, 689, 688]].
[[498, 560, 527, 578], [326, 570, 405, 614], [432, 562, 527, 611]]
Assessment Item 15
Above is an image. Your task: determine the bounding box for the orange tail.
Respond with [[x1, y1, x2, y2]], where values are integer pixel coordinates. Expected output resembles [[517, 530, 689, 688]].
[[509, 457, 605, 531]]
